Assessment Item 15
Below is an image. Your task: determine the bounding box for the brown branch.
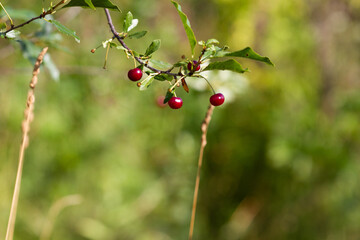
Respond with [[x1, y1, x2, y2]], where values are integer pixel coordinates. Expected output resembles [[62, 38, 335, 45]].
[[189, 104, 215, 240], [104, 8, 183, 77], [2, 0, 66, 35], [5, 47, 48, 240]]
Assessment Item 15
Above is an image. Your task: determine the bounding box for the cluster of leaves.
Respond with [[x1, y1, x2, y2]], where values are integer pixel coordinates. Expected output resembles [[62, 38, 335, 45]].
[[0, 7, 61, 80], [94, 1, 274, 103], [0, 0, 273, 103], [0, 0, 121, 80]]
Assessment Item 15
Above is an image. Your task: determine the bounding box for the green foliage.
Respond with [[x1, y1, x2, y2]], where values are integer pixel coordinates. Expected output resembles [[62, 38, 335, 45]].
[[149, 59, 173, 70], [171, 1, 197, 55], [225, 47, 274, 66], [17, 39, 60, 81], [63, 0, 121, 11], [123, 11, 133, 33], [204, 59, 248, 74], [47, 19, 80, 43], [128, 30, 147, 39], [0, 1, 286, 240], [139, 74, 155, 91], [163, 90, 175, 103], [144, 39, 161, 56], [153, 73, 173, 81], [84, 0, 96, 10]]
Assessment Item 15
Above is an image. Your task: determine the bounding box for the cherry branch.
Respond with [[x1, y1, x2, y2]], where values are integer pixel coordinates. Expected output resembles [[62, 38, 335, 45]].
[[2, 0, 67, 35], [104, 8, 183, 78]]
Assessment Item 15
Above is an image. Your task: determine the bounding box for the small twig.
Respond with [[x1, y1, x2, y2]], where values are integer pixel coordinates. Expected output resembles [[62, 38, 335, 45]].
[[188, 104, 215, 240], [5, 47, 48, 240], [2, 0, 67, 35], [104, 9, 183, 77]]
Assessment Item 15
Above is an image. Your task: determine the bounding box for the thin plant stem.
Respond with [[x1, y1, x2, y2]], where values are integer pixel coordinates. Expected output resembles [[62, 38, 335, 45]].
[[0, 2, 14, 27], [103, 42, 110, 69], [5, 47, 48, 240], [170, 76, 185, 92], [2, 0, 67, 35], [104, 9, 182, 77], [195, 75, 216, 94], [188, 104, 215, 240]]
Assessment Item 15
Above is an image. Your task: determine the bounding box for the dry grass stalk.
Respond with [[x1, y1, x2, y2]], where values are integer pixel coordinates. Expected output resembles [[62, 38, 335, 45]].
[[189, 104, 215, 240], [5, 47, 48, 240]]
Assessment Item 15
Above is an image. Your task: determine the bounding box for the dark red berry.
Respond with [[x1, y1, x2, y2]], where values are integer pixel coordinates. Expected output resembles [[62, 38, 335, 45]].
[[187, 61, 201, 72], [210, 93, 225, 106], [168, 97, 183, 109], [128, 68, 143, 81]]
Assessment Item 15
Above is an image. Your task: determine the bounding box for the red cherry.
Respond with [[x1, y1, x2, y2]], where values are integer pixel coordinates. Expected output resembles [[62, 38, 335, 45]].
[[128, 68, 143, 81], [210, 93, 225, 106], [187, 61, 201, 72], [168, 97, 183, 109]]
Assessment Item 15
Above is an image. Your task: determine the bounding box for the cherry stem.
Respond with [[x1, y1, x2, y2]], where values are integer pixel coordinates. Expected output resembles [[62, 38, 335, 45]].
[[1, 0, 66, 35], [104, 9, 185, 78], [169, 76, 186, 92], [196, 75, 216, 94], [103, 43, 110, 69]]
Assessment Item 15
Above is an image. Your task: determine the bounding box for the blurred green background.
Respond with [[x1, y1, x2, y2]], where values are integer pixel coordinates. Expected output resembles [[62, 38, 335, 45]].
[[1, 0, 360, 239]]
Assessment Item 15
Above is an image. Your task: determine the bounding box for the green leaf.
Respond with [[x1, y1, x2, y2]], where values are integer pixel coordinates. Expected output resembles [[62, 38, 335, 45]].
[[201, 45, 229, 60], [131, 50, 140, 57], [154, 74, 173, 81], [84, 0, 96, 10], [171, 1, 197, 55], [149, 59, 172, 70], [173, 61, 187, 68], [128, 20, 138, 32], [203, 59, 248, 74], [163, 90, 175, 104], [144, 39, 161, 56], [63, 0, 121, 11], [206, 38, 219, 46], [139, 75, 155, 91], [225, 47, 274, 66], [17, 39, 60, 81], [115, 45, 127, 51], [123, 11, 133, 33], [109, 42, 117, 48], [202, 49, 215, 60], [47, 19, 80, 43], [128, 31, 147, 39]]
